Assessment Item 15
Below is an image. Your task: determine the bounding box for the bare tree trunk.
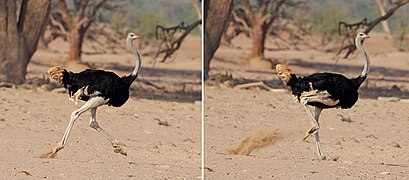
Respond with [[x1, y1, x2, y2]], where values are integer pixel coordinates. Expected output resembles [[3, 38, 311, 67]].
[[0, 0, 51, 84], [250, 24, 265, 58], [375, 0, 391, 33], [241, 0, 285, 60], [68, 29, 86, 61], [190, 0, 202, 33], [204, 0, 234, 80]]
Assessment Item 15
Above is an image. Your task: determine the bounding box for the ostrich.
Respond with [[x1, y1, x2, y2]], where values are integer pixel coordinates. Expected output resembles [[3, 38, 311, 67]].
[[275, 32, 370, 160], [41, 32, 142, 158]]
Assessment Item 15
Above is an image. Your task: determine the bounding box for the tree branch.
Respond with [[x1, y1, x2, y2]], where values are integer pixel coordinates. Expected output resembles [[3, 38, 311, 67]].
[[233, 10, 251, 32], [57, 0, 73, 29], [265, 0, 286, 27], [77, 17, 93, 29], [257, 0, 271, 19], [364, 0, 409, 34], [82, 0, 106, 31], [49, 14, 69, 36], [73, 0, 89, 24], [242, 0, 256, 24], [155, 20, 201, 62], [89, 0, 107, 18], [73, 0, 81, 11]]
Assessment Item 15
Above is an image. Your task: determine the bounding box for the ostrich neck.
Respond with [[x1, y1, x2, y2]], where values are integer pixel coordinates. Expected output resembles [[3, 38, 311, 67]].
[[127, 40, 142, 76], [355, 38, 370, 77]]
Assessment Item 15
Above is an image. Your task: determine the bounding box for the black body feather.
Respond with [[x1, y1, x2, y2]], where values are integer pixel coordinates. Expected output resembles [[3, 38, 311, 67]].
[[287, 73, 366, 109], [61, 69, 137, 107]]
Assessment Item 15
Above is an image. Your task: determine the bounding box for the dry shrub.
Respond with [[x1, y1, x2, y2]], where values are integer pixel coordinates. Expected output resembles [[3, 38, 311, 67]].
[[229, 129, 279, 156]]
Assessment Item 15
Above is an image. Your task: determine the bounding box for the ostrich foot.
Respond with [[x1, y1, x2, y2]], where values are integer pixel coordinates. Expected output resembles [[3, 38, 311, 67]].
[[112, 141, 126, 147], [318, 154, 327, 160], [113, 146, 127, 156], [312, 155, 327, 161], [40, 150, 57, 158], [112, 142, 127, 156], [40, 146, 61, 158], [303, 126, 319, 140]]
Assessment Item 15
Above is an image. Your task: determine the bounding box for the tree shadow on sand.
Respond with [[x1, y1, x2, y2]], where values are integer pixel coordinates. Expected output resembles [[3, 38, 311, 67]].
[[32, 60, 201, 103], [288, 59, 409, 79], [104, 64, 201, 103], [208, 58, 409, 99], [285, 59, 409, 99]]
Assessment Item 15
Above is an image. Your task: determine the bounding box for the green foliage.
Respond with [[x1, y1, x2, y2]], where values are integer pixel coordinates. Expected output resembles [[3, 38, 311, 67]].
[[109, 11, 133, 33], [132, 13, 166, 43], [312, 8, 348, 36]]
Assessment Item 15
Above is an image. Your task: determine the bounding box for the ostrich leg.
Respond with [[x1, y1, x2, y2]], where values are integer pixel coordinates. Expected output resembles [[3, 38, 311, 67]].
[[89, 108, 119, 145], [89, 108, 127, 156], [313, 107, 325, 160], [301, 94, 338, 140], [301, 104, 326, 159], [41, 97, 108, 158], [300, 97, 326, 160], [301, 101, 320, 139]]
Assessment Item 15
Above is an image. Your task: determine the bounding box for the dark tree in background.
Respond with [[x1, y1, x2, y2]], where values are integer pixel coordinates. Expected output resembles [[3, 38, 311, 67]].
[[204, 0, 234, 80], [0, 0, 51, 84], [239, 0, 287, 60]]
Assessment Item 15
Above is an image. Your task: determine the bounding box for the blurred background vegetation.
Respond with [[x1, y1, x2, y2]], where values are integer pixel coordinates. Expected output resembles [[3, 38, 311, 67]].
[[104, 0, 200, 43], [228, 0, 409, 57], [48, 0, 199, 45], [299, 0, 409, 50]]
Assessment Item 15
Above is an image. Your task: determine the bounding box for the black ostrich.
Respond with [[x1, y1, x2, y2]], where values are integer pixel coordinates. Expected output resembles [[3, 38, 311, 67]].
[[275, 32, 370, 160], [41, 32, 142, 158]]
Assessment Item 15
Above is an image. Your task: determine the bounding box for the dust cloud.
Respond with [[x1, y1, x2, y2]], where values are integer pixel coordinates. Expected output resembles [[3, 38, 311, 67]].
[[229, 129, 279, 156]]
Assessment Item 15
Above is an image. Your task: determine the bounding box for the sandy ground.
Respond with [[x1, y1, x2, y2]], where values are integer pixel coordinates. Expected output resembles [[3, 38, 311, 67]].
[[0, 36, 201, 179], [204, 33, 409, 179]]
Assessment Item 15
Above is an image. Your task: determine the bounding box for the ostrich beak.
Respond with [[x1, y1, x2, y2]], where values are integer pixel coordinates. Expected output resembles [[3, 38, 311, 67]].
[[363, 35, 370, 39], [132, 35, 141, 40]]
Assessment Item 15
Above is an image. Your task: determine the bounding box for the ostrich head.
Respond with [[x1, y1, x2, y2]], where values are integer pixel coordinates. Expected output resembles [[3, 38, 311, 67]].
[[276, 64, 292, 84], [127, 32, 141, 41], [356, 32, 370, 41], [127, 32, 141, 49]]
